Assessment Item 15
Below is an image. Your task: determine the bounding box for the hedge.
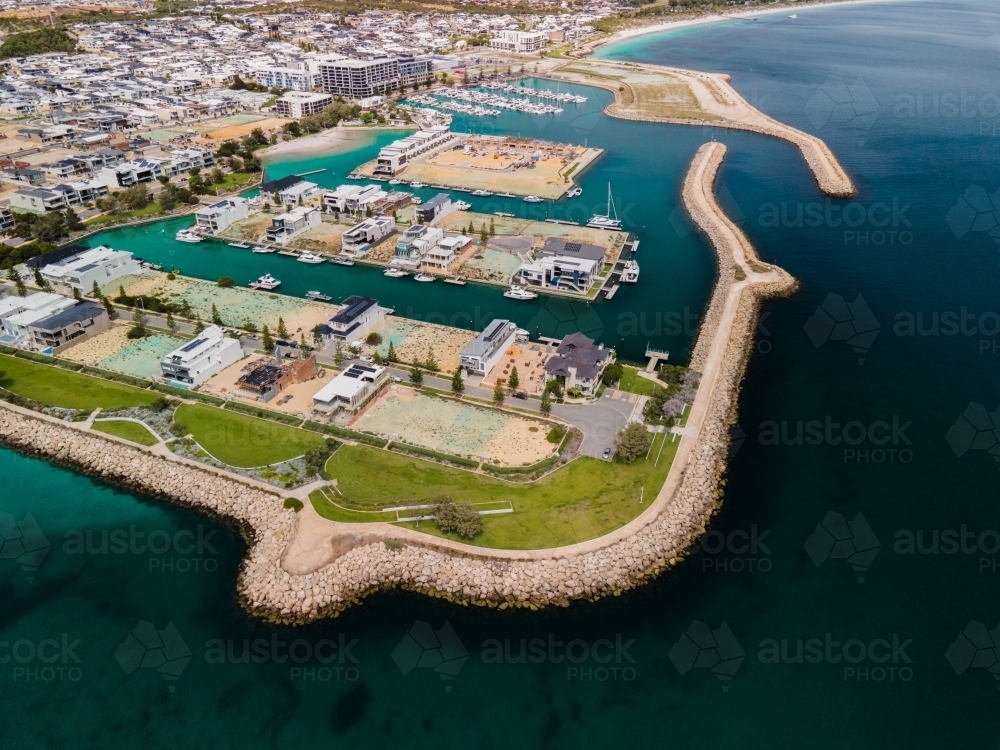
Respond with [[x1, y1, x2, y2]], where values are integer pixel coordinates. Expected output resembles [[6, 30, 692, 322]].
[[81, 366, 149, 388], [484, 455, 561, 476], [150, 383, 226, 405], [388, 441, 480, 468], [225, 400, 303, 425], [302, 421, 388, 448]]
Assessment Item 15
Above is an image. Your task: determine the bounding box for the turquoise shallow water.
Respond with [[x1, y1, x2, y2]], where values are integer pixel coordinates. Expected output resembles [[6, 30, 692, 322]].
[[6, 0, 1000, 746]]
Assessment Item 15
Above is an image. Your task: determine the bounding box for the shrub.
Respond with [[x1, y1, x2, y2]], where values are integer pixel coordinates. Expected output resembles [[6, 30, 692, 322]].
[[169, 420, 188, 438], [283, 497, 304, 512], [616, 422, 652, 464], [433, 500, 483, 539], [602, 361, 623, 386], [546, 424, 566, 444], [217, 276, 235, 288], [384, 538, 406, 551], [150, 396, 172, 412], [365, 331, 383, 346]]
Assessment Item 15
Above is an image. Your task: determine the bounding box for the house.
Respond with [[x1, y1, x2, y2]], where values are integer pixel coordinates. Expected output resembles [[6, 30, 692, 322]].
[[10, 187, 69, 213], [312, 362, 388, 413], [36, 245, 143, 294], [323, 184, 364, 213], [544, 332, 613, 397], [0, 206, 13, 235], [258, 175, 319, 206], [195, 197, 250, 234], [236, 355, 318, 403], [322, 184, 385, 214], [265, 205, 321, 244], [341, 216, 395, 256], [274, 92, 333, 118], [0, 292, 77, 346], [394, 224, 442, 267], [512, 254, 599, 293], [422, 234, 470, 270], [459, 319, 518, 376], [538, 236, 607, 267], [316, 295, 388, 345], [27, 300, 110, 351], [414, 193, 453, 224], [159, 325, 243, 388]]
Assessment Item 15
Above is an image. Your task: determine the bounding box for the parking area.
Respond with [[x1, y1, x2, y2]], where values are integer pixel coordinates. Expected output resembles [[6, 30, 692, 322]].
[[553, 390, 641, 459]]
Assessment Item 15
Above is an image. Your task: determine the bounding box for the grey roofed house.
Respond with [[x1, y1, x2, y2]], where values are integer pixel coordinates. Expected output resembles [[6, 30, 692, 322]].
[[544, 332, 612, 381], [259, 174, 304, 195], [331, 295, 376, 326], [538, 236, 607, 265], [28, 300, 109, 348]]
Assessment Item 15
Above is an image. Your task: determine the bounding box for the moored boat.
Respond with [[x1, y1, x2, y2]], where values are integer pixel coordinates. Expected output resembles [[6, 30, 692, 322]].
[[504, 285, 538, 300], [249, 273, 281, 290], [331, 256, 355, 266], [306, 290, 332, 301], [384, 267, 409, 278], [523, 195, 543, 203], [175, 230, 203, 243], [297, 251, 325, 264], [587, 183, 623, 230], [414, 272, 435, 282]]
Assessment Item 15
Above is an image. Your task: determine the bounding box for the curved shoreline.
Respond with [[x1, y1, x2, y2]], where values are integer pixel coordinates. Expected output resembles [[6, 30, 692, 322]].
[[0, 141, 796, 622]]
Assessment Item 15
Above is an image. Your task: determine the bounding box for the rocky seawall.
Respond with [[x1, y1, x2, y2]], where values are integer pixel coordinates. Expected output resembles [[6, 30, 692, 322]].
[[0, 142, 799, 623]]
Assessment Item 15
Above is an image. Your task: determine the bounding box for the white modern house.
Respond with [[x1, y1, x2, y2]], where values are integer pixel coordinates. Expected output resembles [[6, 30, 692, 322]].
[[159, 325, 243, 387], [422, 234, 470, 270], [312, 362, 388, 413], [341, 216, 395, 255], [0, 292, 76, 346], [512, 254, 599, 293], [195, 197, 251, 234], [459, 319, 518, 376], [265, 205, 321, 244], [394, 224, 443, 267], [316, 295, 388, 345], [36, 245, 143, 294]]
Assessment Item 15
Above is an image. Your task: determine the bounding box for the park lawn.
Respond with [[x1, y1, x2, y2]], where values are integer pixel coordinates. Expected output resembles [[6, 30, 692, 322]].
[[313, 431, 678, 549], [84, 202, 165, 226], [0, 353, 159, 411], [618, 365, 660, 397], [92, 419, 159, 446], [211, 172, 254, 193], [175, 402, 325, 468]]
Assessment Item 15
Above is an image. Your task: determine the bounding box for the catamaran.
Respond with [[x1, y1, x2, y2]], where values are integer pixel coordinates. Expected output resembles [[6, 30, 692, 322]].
[[587, 183, 623, 230]]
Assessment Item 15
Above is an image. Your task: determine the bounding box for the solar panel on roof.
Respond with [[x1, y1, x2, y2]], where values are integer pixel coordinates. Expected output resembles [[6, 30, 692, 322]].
[[180, 337, 207, 352]]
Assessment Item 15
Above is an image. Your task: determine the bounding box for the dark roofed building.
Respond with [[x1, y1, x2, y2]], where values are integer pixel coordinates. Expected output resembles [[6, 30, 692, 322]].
[[544, 332, 613, 397], [538, 236, 608, 266], [259, 174, 304, 195], [27, 300, 110, 350], [322, 295, 386, 344], [23, 244, 92, 270]]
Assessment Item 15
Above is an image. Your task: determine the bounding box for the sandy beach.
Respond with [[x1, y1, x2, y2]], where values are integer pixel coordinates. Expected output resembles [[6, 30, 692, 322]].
[[259, 126, 413, 162]]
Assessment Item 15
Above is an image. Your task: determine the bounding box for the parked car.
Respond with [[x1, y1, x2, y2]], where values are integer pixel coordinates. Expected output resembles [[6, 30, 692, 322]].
[[359, 354, 374, 363], [392, 375, 402, 383], [602, 448, 612, 460], [513, 391, 529, 400]]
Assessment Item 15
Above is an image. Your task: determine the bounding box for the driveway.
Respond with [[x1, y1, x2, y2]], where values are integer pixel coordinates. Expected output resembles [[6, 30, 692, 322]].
[[553, 390, 639, 459]]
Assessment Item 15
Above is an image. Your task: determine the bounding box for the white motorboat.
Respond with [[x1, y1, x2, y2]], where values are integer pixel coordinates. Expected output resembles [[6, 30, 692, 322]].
[[384, 267, 409, 278], [330, 256, 355, 266], [567, 187, 582, 198], [388, 179, 403, 185], [471, 190, 493, 197], [443, 276, 467, 285], [228, 241, 251, 249], [347, 172, 364, 180], [409, 181, 426, 188], [249, 273, 281, 290], [587, 183, 623, 230], [495, 191, 515, 198], [175, 230, 203, 243], [414, 272, 435, 282], [504, 285, 538, 300], [410, 196, 423, 205], [620, 259, 640, 283], [297, 251, 325, 264], [453, 200, 472, 211], [306, 291, 332, 301], [523, 195, 543, 203], [252, 245, 276, 254]]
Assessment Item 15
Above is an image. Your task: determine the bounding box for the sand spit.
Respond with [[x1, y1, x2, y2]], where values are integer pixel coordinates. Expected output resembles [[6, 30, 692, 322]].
[[550, 58, 856, 198], [0, 141, 796, 622]]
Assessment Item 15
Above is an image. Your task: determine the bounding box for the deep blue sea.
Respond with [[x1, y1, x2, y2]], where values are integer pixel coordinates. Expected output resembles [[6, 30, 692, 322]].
[[5, 1, 1000, 746]]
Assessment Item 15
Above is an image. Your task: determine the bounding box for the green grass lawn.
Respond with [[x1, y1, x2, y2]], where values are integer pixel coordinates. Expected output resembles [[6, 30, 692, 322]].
[[84, 202, 165, 227], [310, 430, 678, 549], [0, 354, 159, 411], [617, 365, 660, 397], [175, 403, 325, 467], [92, 419, 159, 446], [211, 172, 254, 193]]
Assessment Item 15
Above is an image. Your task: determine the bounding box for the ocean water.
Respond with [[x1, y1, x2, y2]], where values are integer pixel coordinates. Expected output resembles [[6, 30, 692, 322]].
[[6, 0, 1000, 746]]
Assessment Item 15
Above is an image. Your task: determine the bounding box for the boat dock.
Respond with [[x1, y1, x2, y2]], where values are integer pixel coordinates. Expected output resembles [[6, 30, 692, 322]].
[[544, 218, 580, 226], [277, 250, 299, 257], [645, 344, 670, 372], [604, 284, 620, 300], [295, 168, 327, 177]]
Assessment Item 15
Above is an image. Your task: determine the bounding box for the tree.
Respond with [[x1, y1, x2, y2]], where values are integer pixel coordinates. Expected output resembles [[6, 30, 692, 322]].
[[242, 318, 258, 334], [127, 304, 147, 339], [101, 295, 115, 319], [8, 268, 26, 297], [91, 280, 102, 299], [260, 324, 273, 353], [333, 341, 344, 368], [32, 266, 46, 289], [433, 500, 482, 539], [451, 366, 464, 394], [365, 331, 383, 346], [424, 346, 439, 372], [480, 223, 488, 244], [410, 366, 423, 385], [180, 299, 193, 319], [540, 389, 552, 414], [386, 341, 398, 362], [165, 310, 176, 331], [372, 351, 383, 365], [616, 422, 652, 464], [277, 317, 289, 339], [72, 287, 82, 302], [64, 207, 83, 231], [211, 304, 224, 326], [312, 325, 323, 346], [508, 366, 519, 391], [467, 220, 475, 234], [193, 317, 205, 334], [489, 217, 495, 236], [602, 361, 623, 386], [493, 379, 505, 405], [217, 276, 234, 288]]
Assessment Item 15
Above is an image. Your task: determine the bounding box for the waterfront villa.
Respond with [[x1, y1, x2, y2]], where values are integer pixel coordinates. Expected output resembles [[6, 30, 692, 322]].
[[459, 319, 518, 376], [341, 216, 395, 256], [322, 184, 386, 214], [373, 126, 456, 176], [265, 205, 321, 244], [538, 237, 607, 267], [0, 292, 77, 347], [512, 254, 599, 293], [312, 362, 388, 413], [259, 175, 319, 206], [414, 193, 454, 224], [316, 295, 387, 345], [543, 332, 613, 397], [34, 245, 143, 294], [195, 197, 251, 234], [422, 235, 470, 270], [394, 224, 443, 267], [159, 325, 243, 387]]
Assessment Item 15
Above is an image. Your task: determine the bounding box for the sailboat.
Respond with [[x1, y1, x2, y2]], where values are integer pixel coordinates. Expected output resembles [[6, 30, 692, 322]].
[[587, 183, 623, 230]]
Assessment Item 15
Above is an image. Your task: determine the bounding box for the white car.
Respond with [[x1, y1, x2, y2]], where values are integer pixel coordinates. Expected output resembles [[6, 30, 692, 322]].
[[359, 354, 374, 363]]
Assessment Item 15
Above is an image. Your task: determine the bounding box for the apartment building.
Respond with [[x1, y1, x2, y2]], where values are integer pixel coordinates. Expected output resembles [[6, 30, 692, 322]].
[[318, 55, 433, 99], [274, 91, 333, 118], [489, 30, 548, 54], [251, 67, 321, 92], [374, 127, 456, 176]]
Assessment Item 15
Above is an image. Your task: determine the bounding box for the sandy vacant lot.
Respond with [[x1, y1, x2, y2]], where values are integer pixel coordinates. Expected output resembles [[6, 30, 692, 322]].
[[366, 318, 476, 373], [354, 387, 552, 466], [438, 211, 627, 253], [482, 342, 551, 394]]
